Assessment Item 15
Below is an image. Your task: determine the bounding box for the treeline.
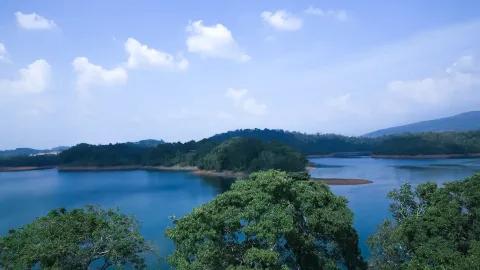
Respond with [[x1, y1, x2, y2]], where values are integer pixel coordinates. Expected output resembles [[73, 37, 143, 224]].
[[0, 154, 59, 167], [58, 137, 307, 172], [372, 131, 480, 155], [2, 129, 480, 170], [211, 129, 480, 155], [210, 129, 372, 155]]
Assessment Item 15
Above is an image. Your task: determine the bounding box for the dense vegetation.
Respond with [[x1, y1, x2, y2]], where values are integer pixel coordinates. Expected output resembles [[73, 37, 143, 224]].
[[58, 137, 307, 172], [371, 131, 480, 155], [2, 129, 480, 170], [0, 146, 68, 158], [167, 170, 366, 269], [368, 173, 480, 269], [212, 129, 480, 156], [2, 171, 480, 268], [0, 154, 59, 167], [0, 206, 150, 269], [210, 129, 372, 155], [198, 137, 306, 172]]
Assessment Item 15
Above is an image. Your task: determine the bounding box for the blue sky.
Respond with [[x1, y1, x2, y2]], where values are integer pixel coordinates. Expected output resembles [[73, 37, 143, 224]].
[[1, 0, 480, 149]]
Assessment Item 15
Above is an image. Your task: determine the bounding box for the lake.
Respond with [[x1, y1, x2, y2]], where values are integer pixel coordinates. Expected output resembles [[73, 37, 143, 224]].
[[1, 157, 479, 267]]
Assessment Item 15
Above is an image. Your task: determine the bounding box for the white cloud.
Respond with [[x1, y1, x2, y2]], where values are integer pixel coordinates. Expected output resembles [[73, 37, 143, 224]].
[[186, 20, 250, 62], [261, 10, 303, 31], [387, 55, 480, 106], [225, 87, 248, 102], [225, 88, 267, 116], [446, 55, 478, 74], [0, 43, 7, 62], [72, 57, 127, 92], [305, 6, 349, 22], [125, 38, 188, 70], [242, 97, 267, 115], [0, 59, 51, 94], [324, 93, 352, 111], [15, 11, 56, 30]]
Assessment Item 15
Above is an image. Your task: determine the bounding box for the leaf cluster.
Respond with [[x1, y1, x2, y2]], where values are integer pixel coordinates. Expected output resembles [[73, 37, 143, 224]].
[[368, 173, 480, 269], [167, 170, 366, 270]]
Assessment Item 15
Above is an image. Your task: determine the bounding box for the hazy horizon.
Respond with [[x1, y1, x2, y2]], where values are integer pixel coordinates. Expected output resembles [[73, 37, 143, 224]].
[[1, 1, 480, 149]]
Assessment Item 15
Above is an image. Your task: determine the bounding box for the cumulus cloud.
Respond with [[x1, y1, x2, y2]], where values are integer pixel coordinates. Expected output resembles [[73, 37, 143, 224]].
[[225, 88, 267, 116], [0, 59, 51, 94], [387, 55, 480, 106], [15, 11, 56, 30], [261, 10, 303, 31], [446, 55, 478, 74], [186, 20, 250, 62], [125, 38, 188, 70], [72, 57, 127, 92], [324, 93, 353, 112], [0, 43, 7, 61], [225, 87, 248, 102], [242, 98, 267, 115], [304, 6, 349, 22]]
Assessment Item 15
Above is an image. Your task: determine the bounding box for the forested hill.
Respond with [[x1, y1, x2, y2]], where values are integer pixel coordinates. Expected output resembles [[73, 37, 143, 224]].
[[2, 129, 480, 170], [57, 137, 307, 172], [209, 129, 480, 156], [208, 129, 371, 155], [0, 146, 68, 158], [365, 111, 480, 137]]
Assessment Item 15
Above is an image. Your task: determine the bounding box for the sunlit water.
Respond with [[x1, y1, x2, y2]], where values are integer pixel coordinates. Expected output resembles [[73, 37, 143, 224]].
[[308, 157, 480, 257], [1, 157, 479, 267]]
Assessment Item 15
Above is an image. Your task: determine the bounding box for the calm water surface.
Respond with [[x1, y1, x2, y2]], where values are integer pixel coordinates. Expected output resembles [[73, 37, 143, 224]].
[[308, 157, 480, 256], [1, 157, 479, 267]]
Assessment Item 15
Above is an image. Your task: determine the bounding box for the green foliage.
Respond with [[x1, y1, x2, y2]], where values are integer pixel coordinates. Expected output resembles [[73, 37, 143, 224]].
[[198, 137, 306, 172], [0, 206, 151, 270], [206, 129, 480, 156], [3, 129, 480, 168], [209, 128, 372, 155], [59, 143, 146, 166], [166, 170, 366, 270], [58, 137, 306, 173], [368, 173, 480, 269], [372, 131, 480, 155], [0, 154, 58, 167]]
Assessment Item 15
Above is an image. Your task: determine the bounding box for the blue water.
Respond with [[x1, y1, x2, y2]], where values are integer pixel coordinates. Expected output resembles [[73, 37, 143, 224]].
[[0, 169, 233, 268], [0, 158, 479, 267], [308, 157, 480, 257]]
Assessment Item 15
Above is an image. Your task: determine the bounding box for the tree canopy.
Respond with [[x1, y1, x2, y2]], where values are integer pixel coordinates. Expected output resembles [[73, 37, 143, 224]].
[[3, 129, 480, 169], [371, 131, 480, 155], [0, 206, 151, 270], [368, 173, 480, 269], [56, 137, 307, 173], [197, 137, 307, 172], [166, 170, 366, 269]]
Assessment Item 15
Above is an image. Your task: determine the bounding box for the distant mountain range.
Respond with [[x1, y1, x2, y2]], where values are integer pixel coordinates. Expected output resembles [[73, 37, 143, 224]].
[[2, 111, 480, 159], [0, 146, 69, 159], [364, 111, 480, 137], [0, 139, 165, 158]]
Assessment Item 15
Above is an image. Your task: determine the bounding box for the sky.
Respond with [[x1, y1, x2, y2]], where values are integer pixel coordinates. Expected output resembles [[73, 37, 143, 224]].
[[0, 0, 480, 149]]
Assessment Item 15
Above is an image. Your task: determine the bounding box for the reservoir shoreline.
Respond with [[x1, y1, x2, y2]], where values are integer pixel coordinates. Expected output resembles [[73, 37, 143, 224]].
[[308, 153, 480, 159], [0, 165, 373, 185], [0, 166, 55, 172]]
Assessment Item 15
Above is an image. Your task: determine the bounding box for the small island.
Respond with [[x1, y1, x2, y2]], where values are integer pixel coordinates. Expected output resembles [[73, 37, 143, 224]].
[[311, 177, 373, 185]]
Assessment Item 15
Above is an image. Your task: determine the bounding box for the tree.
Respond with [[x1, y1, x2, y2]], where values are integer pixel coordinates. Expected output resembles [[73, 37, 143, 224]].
[[166, 170, 366, 269], [0, 206, 151, 270], [368, 173, 480, 269], [198, 137, 307, 172]]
